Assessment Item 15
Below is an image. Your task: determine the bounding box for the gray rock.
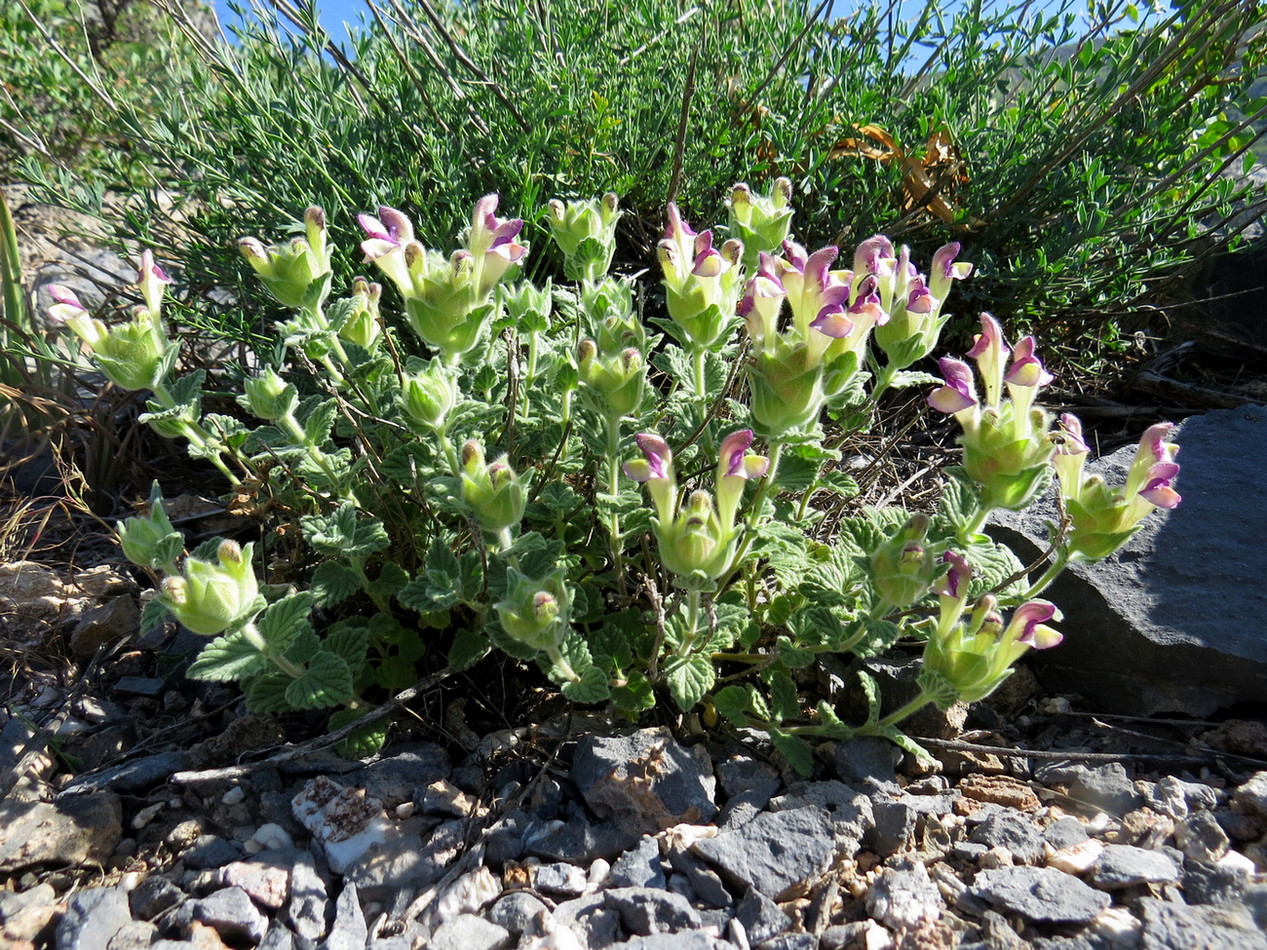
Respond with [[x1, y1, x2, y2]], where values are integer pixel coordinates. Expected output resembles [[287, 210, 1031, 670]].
[[1088, 844, 1180, 889], [969, 811, 1045, 866], [344, 744, 449, 808], [831, 737, 901, 790], [769, 782, 873, 842], [991, 407, 1267, 715], [612, 934, 737, 950], [866, 799, 916, 857], [182, 835, 243, 870], [1034, 762, 1142, 816], [865, 863, 943, 931], [104, 919, 158, 950], [60, 751, 191, 794], [56, 887, 131, 950], [734, 891, 790, 947], [187, 887, 268, 946], [525, 815, 637, 864], [0, 793, 122, 873], [1175, 809, 1230, 864], [1044, 816, 1090, 850], [756, 935, 817, 950], [324, 883, 366, 950], [488, 891, 550, 935], [970, 866, 1111, 923], [1139, 897, 1267, 950], [345, 830, 451, 899], [1234, 771, 1267, 818], [604, 887, 703, 935], [257, 924, 296, 950], [428, 914, 511, 950], [128, 876, 184, 920], [553, 893, 621, 948], [820, 923, 867, 950], [572, 728, 717, 835], [534, 861, 588, 896], [715, 754, 781, 803], [1183, 860, 1249, 905], [666, 850, 733, 908], [692, 806, 837, 901], [610, 837, 667, 889], [286, 851, 329, 941], [483, 809, 530, 866]]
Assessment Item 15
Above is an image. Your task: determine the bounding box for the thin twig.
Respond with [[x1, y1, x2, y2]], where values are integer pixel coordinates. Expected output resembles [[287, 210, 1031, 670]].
[[667, 34, 701, 208]]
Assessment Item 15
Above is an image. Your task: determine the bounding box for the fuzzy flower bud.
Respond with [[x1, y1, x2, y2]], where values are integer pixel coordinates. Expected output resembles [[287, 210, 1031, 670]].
[[159, 540, 261, 636], [547, 193, 622, 282], [460, 442, 526, 533], [400, 358, 458, 432], [495, 569, 571, 652]]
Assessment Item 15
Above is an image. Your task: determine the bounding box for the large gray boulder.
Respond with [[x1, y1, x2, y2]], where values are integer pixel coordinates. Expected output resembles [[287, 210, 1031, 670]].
[[990, 405, 1267, 715]]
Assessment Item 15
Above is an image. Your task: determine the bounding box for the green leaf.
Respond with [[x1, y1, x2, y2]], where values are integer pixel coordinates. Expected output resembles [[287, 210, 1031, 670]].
[[302, 398, 340, 445], [285, 626, 322, 664], [285, 650, 354, 709], [917, 667, 962, 711], [854, 620, 903, 658], [776, 636, 814, 669], [790, 605, 846, 649], [325, 623, 369, 678], [398, 576, 440, 614], [562, 666, 610, 704], [140, 597, 169, 636], [367, 562, 410, 602], [712, 684, 752, 725], [612, 671, 655, 717], [883, 728, 935, 766], [257, 592, 314, 653], [663, 654, 715, 711], [244, 671, 292, 713], [487, 617, 542, 661], [887, 370, 940, 388], [188, 631, 269, 682], [935, 469, 982, 534], [814, 701, 855, 740], [329, 707, 389, 758], [857, 670, 882, 728], [818, 469, 859, 499], [311, 562, 362, 605], [766, 667, 800, 720], [768, 728, 814, 776], [448, 627, 490, 671]]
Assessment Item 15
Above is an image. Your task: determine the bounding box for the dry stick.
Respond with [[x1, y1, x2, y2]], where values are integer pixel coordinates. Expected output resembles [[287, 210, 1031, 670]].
[[914, 736, 1231, 768], [666, 35, 701, 208], [408, 0, 532, 134], [165, 667, 454, 786], [384, 0, 490, 137], [365, 0, 451, 134]]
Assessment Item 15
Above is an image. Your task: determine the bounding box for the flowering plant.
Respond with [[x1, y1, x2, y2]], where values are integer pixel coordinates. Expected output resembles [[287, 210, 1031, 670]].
[[53, 185, 1182, 767]]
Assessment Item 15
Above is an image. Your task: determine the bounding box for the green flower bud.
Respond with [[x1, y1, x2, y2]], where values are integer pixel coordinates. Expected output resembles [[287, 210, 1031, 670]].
[[495, 568, 570, 652], [656, 490, 734, 580], [870, 514, 936, 609], [500, 280, 553, 334], [547, 194, 622, 282], [960, 404, 1056, 511], [339, 277, 382, 349], [77, 308, 175, 392], [400, 248, 487, 361], [117, 489, 180, 572], [401, 358, 458, 432], [578, 342, 645, 419], [460, 443, 526, 533], [726, 177, 795, 271], [746, 338, 825, 436], [238, 216, 332, 311], [159, 540, 260, 636], [242, 367, 295, 422]]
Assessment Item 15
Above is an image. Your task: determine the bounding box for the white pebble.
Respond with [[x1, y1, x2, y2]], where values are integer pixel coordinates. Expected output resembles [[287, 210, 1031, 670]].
[[586, 858, 610, 891], [395, 802, 415, 820], [1046, 837, 1104, 875], [221, 786, 246, 806], [1218, 849, 1256, 876], [131, 802, 165, 831], [249, 822, 294, 852], [1091, 906, 1141, 939]]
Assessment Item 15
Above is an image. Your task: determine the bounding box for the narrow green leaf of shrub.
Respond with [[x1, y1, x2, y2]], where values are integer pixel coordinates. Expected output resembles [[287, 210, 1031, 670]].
[[448, 628, 490, 672], [858, 671, 882, 729], [562, 666, 610, 704], [769, 728, 814, 777], [284, 650, 354, 709], [188, 631, 269, 682], [664, 654, 715, 712], [258, 592, 315, 652]]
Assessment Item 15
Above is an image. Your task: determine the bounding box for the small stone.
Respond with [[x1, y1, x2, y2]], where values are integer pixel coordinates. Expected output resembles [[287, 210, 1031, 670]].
[[291, 776, 394, 875], [1233, 772, 1267, 819], [692, 806, 837, 901], [183, 836, 242, 870], [551, 893, 620, 949], [62, 751, 191, 794], [1183, 859, 1249, 905], [1043, 816, 1089, 851], [346, 829, 453, 899], [55, 887, 131, 950], [428, 914, 511, 950], [220, 787, 245, 806], [715, 754, 782, 802], [113, 676, 164, 698], [571, 728, 717, 835], [603, 886, 702, 935], [865, 862, 942, 931], [2, 886, 58, 943], [1034, 762, 1142, 815], [285, 852, 328, 941], [345, 743, 449, 808], [607, 836, 665, 891], [417, 867, 502, 933], [978, 846, 1014, 869], [588, 858, 611, 890], [970, 865, 1110, 924], [534, 862, 588, 896], [188, 887, 268, 946], [969, 812, 1045, 866], [1045, 837, 1104, 875], [666, 849, 732, 908], [325, 883, 367, 950], [247, 823, 293, 852], [958, 774, 1040, 811], [417, 779, 478, 818], [488, 892, 550, 935], [1087, 844, 1179, 889], [129, 876, 184, 920], [1176, 809, 1230, 864], [832, 738, 901, 789], [105, 920, 158, 950], [867, 800, 916, 858], [734, 887, 792, 945], [757, 934, 818, 950], [216, 860, 290, 910]]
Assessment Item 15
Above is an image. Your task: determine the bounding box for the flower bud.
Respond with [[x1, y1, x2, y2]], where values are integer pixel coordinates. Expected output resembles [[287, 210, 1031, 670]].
[[242, 367, 295, 421], [495, 569, 570, 652], [400, 358, 458, 432], [578, 343, 646, 419], [656, 490, 733, 579], [118, 492, 180, 572], [238, 218, 333, 310], [49, 294, 174, 391], [870, 515, 936, 609], [726, 178, 795, 271], [159, 540, 260, 636], [461, 446, 526, 533], [339, 277, 382, 349], [546, 194, 622, 282]]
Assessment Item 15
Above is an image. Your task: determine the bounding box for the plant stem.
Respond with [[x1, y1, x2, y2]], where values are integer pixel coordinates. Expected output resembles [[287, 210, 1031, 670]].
[[868, 690, 935, 733], [242, 621, 306, 679], [675, 587, 703, 657], [1022, 548, 1071, 600], [604, 413, 625, 579]]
